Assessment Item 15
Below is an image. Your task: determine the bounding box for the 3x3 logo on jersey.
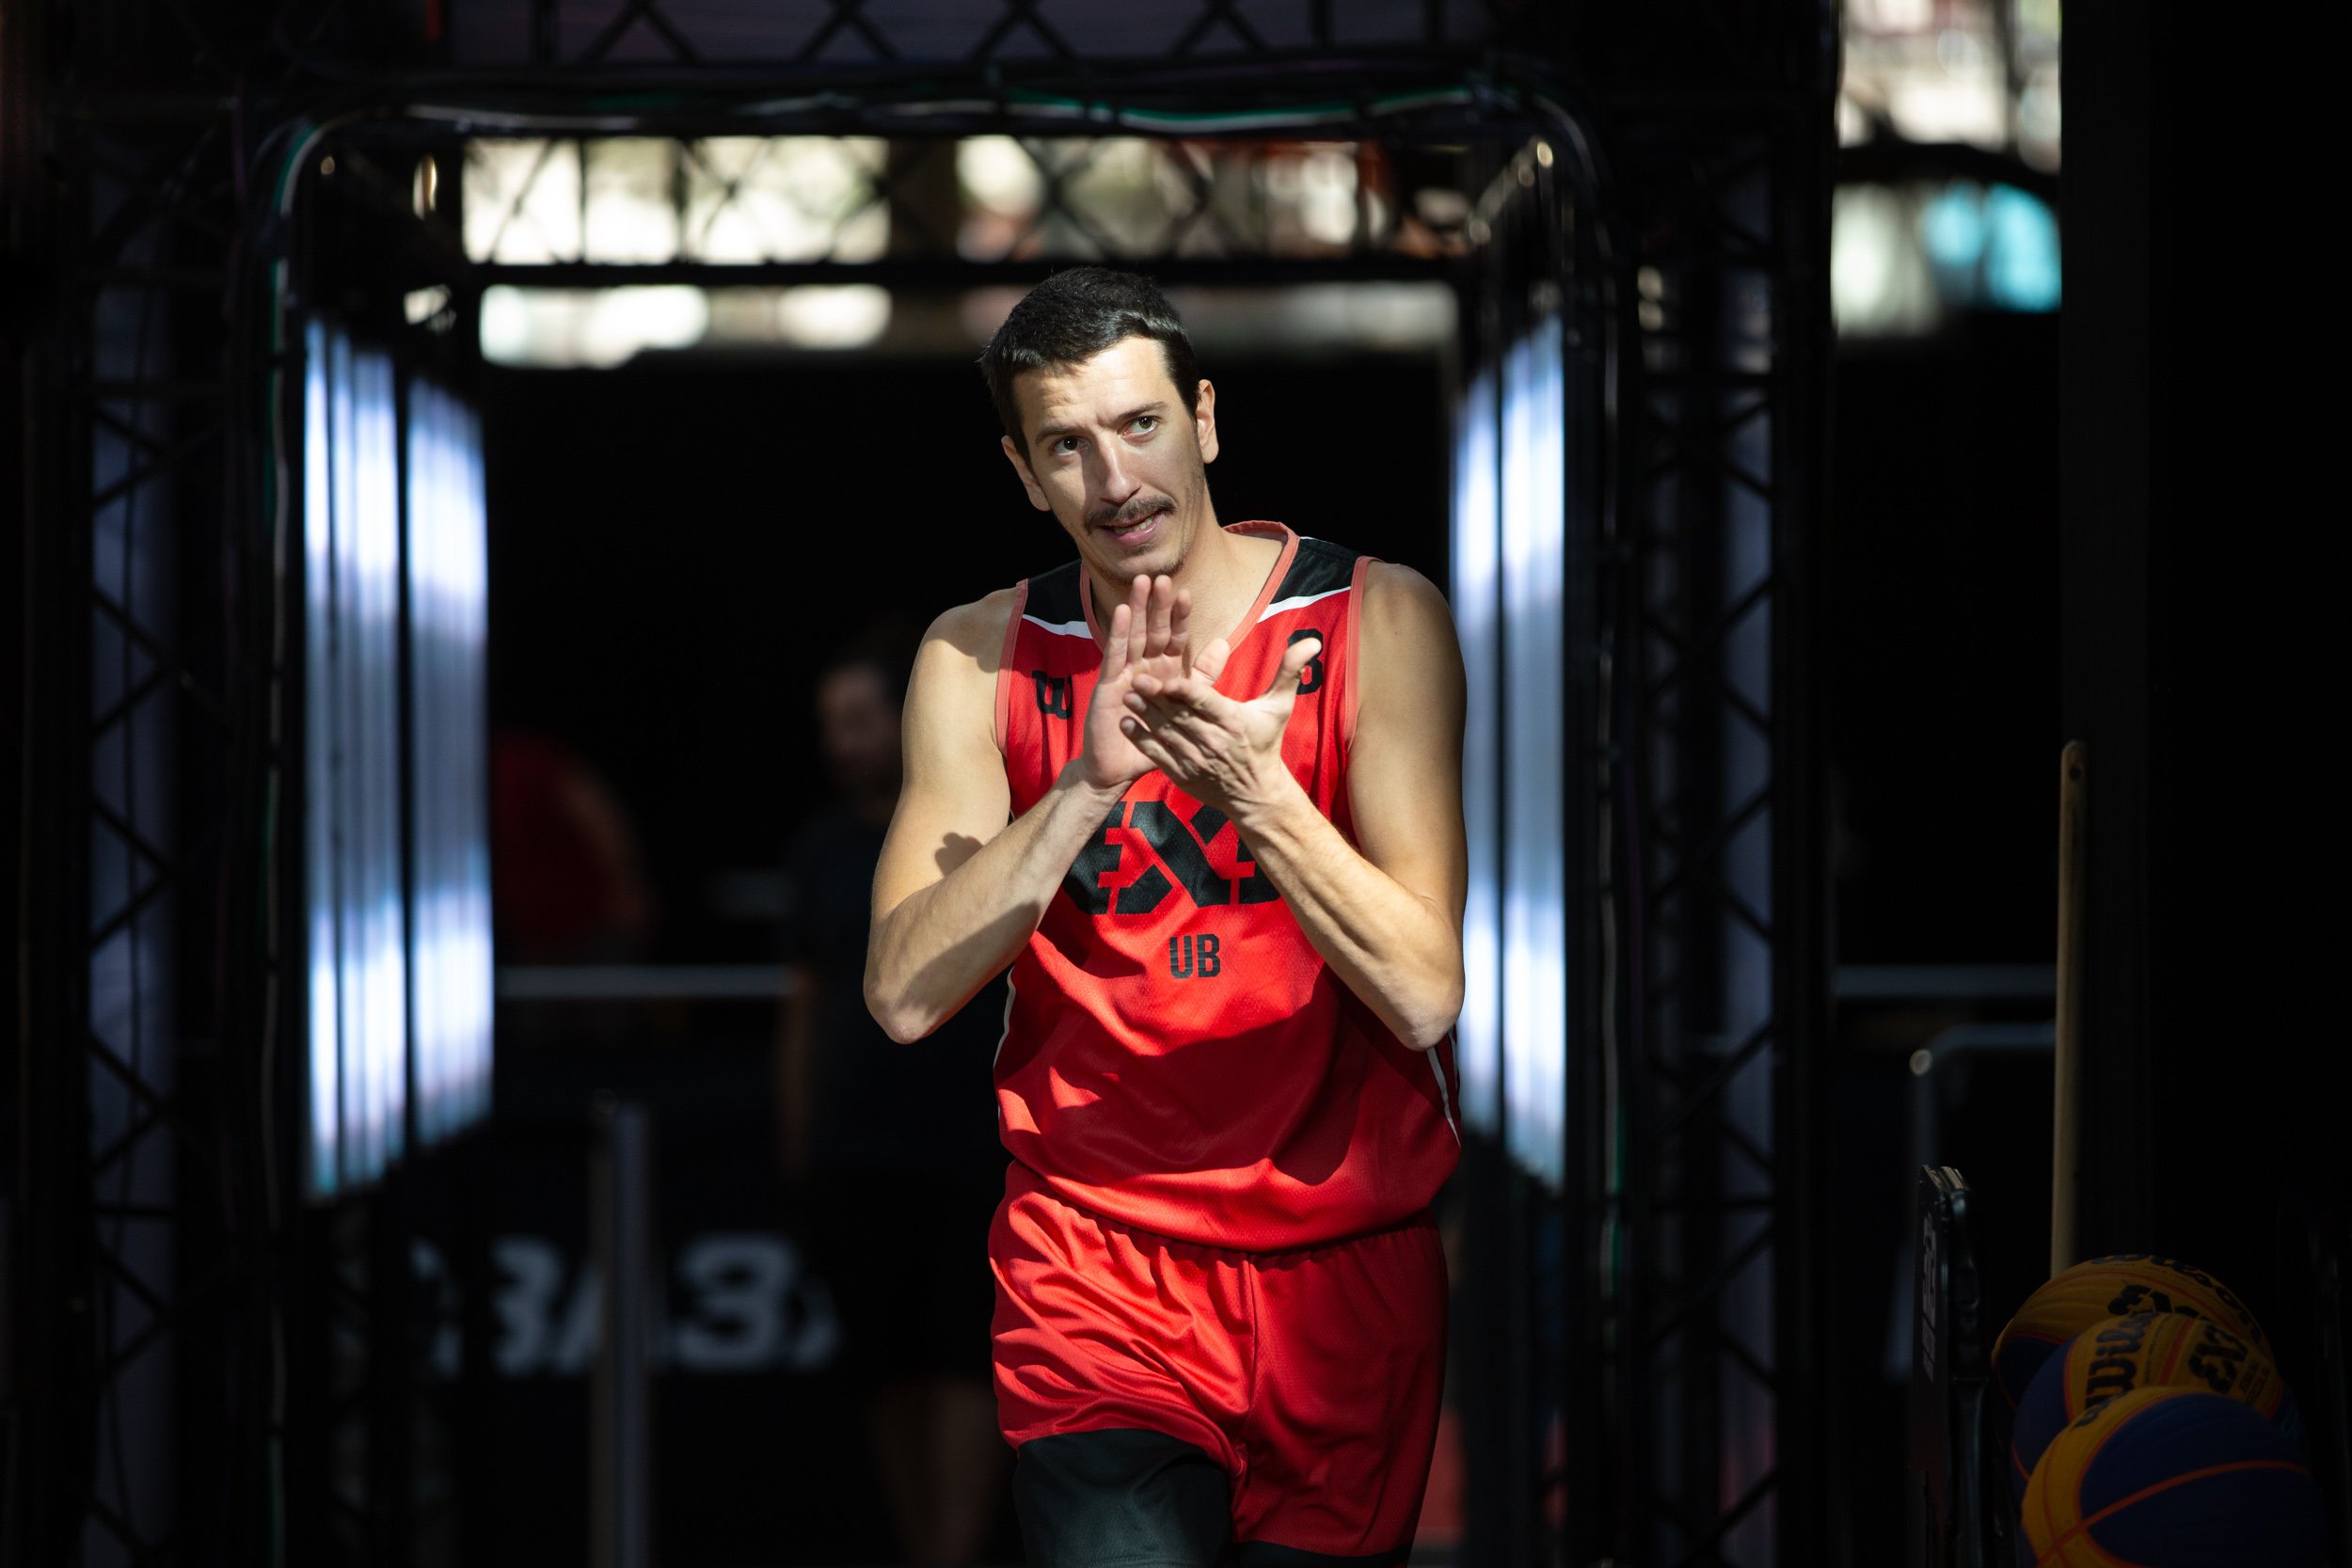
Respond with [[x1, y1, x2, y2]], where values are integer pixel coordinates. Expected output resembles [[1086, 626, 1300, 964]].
[[1038, 619, 1325, 924], [1063, 799, 1279, 917]]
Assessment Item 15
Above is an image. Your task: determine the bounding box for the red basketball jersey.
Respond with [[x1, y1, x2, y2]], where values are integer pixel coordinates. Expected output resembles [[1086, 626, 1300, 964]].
[[991, 521, 1460, 1251]]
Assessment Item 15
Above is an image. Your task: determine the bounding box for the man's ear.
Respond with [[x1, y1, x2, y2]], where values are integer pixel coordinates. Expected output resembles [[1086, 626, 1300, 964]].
[[1193, 379, 1218, 466], [1000, 434, 1051, 512]]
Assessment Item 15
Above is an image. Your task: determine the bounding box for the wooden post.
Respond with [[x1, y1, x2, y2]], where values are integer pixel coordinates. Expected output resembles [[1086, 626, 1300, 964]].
[[2052, 742, 2088, 1275]]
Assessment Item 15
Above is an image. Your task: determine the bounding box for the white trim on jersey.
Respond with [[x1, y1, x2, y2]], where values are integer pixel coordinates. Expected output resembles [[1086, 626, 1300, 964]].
[[1430, 1046, 1460, 1141], [992, 972, 1019, 1070], [1021, 613, 1090, 639], [1255, 584, 1351, 622]]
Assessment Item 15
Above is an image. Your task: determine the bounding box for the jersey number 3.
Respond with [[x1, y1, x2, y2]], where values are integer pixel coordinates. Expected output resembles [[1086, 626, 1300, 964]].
[[1288, 628, 1327, 694]]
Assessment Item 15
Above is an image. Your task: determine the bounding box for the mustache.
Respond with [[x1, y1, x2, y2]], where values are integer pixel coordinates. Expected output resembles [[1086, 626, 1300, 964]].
[[1089, 497, 1173, 530]]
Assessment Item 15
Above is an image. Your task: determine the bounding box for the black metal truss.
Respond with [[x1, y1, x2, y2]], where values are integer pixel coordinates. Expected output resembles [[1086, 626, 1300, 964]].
[[471, 0, 1523, 69], [453, 133, 1470, 272], [8, 84, 274, 1568], [1576, 69, 1834, 1568], [7, 2, 1831, 1564]]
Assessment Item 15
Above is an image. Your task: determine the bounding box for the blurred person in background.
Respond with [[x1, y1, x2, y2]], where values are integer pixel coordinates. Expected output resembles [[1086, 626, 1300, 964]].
[[776, 626, 1011, 1566]]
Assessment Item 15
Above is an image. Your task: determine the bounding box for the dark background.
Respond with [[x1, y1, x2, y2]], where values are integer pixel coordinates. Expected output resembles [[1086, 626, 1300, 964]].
[[1825, 301, 2067, 1556], [1826, 311, 2062, 967]]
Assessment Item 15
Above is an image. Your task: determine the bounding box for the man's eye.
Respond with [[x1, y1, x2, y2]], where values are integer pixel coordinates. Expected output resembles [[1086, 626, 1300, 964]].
[[1053, 437, 1080, 455], [1131, 416, 1158, 435]]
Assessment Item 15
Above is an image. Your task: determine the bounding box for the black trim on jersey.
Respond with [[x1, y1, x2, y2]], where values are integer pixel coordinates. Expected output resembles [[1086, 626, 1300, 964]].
[[1022, 560, 1087, 626], [1271, 535, 1360, 603]]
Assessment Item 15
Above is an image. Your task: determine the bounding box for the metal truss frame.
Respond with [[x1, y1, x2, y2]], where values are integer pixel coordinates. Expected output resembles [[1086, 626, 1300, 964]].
[[8, 63, 278, 1567], [1571, 30, 1836, 1568], [455, 133, 1473, 271], [469, 0, 1524, 69], [6, 1, 1831, 1563]]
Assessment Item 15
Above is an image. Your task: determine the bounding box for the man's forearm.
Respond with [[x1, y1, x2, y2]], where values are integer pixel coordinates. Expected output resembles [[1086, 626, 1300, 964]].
[[1234, 780, 1463, 1050], [865, 763, 1125, 1042]]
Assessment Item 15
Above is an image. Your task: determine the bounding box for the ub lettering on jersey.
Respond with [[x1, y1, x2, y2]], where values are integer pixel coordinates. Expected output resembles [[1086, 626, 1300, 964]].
[[992, 522, 1460, 1251]]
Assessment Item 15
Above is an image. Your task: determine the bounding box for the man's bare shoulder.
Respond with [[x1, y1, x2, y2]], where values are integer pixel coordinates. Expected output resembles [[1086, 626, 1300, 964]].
[[918, 587, 1023, 682], [1359, 561, 1459, 657]]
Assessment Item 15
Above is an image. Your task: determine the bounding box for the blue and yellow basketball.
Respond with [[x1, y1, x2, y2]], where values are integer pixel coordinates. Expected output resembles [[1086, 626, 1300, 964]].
[[2021, 1385, 2326, 1567], [2010, 1312, 2299, 1507], [1993, 1255, 2268, 1413]]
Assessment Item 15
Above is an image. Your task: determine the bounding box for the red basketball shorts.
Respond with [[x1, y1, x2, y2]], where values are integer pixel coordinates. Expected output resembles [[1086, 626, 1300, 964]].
[[989, 1162, 1448, 1559]]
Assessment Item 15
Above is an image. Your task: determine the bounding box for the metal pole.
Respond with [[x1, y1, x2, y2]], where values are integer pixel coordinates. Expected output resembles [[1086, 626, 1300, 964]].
[[2051, 742, 2087, 1275], [588, 1094, 653, 1568]]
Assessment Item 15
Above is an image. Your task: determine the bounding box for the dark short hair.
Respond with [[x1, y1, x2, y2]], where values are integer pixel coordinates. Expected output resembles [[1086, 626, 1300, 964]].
[[977, 267, 1199, 456]]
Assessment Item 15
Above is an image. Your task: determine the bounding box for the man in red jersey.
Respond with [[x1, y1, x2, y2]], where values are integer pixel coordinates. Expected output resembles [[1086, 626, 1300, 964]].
[[866, 267, 1466, 1567]]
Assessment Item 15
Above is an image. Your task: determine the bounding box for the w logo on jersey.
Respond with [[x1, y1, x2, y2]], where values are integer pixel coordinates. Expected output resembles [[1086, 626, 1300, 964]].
[[1031, 671, 1073, 719], [1063, 800, 1280, 916]]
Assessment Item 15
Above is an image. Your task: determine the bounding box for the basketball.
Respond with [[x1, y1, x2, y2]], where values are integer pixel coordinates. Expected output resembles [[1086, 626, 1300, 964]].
[[2021, 1385, 2327, 1565], [1992, 1255, 2269, 1412], [2009, 1312, 2300, 1506]]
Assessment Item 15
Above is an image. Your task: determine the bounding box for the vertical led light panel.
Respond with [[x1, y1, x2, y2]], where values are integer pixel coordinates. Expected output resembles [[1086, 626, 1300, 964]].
[[1500, 321, 1568, 1188], [406, 379, 495, 1145], [303, 322, 340, 1197], [1450, 367, 1503, 1136], [305, 321, 409, 1198]]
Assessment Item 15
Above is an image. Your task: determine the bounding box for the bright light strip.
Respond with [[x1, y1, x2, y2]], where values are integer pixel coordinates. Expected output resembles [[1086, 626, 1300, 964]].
[[1450, 366, 1502, 1135], [1500, 324, 1568, 1189], [356, 343, 409, 1185], [406, 379, 495, 1145], [409, 388, 445, 1144], [305, 321, 410, 1198], [304, 321, 341, 1200], [329, 326, 363, 1185], [454, 405, 495, 1131]]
